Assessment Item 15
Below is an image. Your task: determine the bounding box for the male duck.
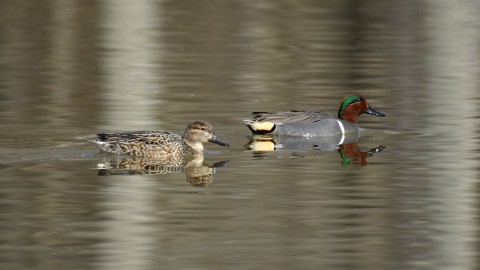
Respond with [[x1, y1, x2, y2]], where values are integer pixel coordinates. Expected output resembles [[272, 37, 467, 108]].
[[87, 120, 229, 159], [243, 94, 385, 137]]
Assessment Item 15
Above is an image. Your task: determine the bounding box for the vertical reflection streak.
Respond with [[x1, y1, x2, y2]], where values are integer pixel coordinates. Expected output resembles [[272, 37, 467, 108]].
[[423, 1, 479, 268], [96, 1, 162, 269], [98, 0, 163, 130]]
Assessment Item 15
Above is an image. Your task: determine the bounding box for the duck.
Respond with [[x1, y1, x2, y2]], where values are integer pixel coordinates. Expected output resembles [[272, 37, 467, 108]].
[[243, 94, 385, 137], [87, 120, 229, 159]]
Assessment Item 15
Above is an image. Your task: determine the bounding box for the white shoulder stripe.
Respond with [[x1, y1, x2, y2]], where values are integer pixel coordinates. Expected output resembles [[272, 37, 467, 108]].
[[335, 120, 346, 145]]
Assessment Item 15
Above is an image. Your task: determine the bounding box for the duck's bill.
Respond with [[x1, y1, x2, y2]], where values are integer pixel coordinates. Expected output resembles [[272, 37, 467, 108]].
[[365, 106, 385, 117], [209, 135, 230, 147]]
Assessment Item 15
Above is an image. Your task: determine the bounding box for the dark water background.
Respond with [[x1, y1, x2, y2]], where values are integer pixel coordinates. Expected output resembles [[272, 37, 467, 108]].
[[0, 1, 479, 269]]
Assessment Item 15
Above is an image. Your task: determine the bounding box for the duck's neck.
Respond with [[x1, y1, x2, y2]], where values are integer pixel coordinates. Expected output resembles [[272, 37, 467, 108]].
[[339, 111, 359, 124], [183, 134, 204, 153]]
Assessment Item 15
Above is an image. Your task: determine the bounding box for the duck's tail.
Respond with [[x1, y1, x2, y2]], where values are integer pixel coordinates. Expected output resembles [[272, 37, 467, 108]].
[[242, 118, 276, 134], [85, 134, 123, 154]]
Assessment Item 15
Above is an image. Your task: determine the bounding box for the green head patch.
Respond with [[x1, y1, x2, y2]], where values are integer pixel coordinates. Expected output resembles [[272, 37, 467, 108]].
[[338, 95, 362, 119]]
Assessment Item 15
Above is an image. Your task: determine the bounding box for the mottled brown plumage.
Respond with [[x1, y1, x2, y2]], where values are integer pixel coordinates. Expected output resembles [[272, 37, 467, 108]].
[[87, 120, 229, 158]]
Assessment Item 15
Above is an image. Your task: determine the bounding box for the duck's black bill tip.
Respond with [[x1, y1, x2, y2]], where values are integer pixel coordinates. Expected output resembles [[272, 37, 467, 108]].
[[209, 136, 230, 147], [365, 106, 385, 117]]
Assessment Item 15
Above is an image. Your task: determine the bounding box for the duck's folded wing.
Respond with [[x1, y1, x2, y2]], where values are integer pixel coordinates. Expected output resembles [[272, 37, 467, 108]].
[[247, 110, 333, 125], [96, 131, 181, 144]]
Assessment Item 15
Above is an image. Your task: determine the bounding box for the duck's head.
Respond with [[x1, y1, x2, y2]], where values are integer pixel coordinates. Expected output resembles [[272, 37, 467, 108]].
[[338, 95, 385, 124], [183, 120, 229, 151]]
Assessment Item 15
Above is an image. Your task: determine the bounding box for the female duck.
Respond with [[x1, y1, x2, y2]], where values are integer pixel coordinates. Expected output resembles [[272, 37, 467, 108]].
[[243, 95, 385, 137], [87, 120, 229, 158]]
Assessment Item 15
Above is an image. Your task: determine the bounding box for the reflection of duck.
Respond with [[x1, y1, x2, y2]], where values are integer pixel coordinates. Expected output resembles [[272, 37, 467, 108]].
[[96, 155, 229, 186], [243, 94, 385, 137], [337, 143, 385, 167], [86, 120, 229, 158], [245, 134, 384, 167], [245, 133, 360, 152]]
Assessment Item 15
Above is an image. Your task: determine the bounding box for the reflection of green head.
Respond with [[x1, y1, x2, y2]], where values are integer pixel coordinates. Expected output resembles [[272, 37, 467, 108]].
[[339, 150, 355, 166], [338, 95, 362, 119]]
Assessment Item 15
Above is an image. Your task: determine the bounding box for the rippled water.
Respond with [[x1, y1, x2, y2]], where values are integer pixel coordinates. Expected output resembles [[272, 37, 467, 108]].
[[0, 1, 479, 269]]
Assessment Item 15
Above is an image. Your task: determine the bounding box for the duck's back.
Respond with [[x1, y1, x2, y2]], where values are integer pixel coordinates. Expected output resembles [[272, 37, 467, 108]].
[[249, 109, 333, 124], [245, 110, 341, 135], [88, 131, 185, 157]]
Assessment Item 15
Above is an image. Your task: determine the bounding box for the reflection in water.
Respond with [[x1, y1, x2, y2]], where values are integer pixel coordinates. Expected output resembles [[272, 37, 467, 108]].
[[337, 143, 385, 167], [245, 134, 385, 166], [245, 133, 360, 151], [95, 155, 228, 186]]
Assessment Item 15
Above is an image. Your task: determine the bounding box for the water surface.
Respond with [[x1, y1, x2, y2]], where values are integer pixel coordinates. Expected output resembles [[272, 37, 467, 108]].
[[0, 1, 479, 270]]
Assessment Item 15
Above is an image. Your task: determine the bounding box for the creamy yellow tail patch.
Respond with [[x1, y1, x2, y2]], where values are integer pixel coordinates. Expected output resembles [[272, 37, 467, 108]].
[[246, 141, 276, 151], [250, 121, 275, 131]]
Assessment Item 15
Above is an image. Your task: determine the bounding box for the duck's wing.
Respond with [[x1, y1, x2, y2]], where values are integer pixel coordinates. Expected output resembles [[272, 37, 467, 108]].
[[90, 131, 182, 144], [245, 109, 333, 125], [242, 110, 334, 134]]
